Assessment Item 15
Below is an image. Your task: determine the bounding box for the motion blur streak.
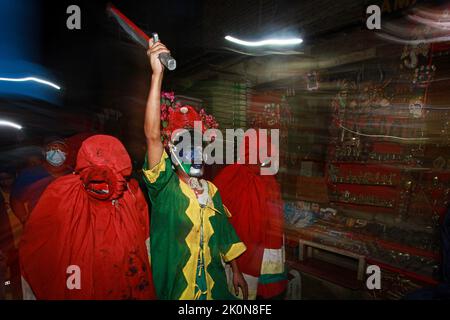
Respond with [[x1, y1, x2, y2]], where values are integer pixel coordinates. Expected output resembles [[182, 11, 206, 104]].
[[378, 7, 450, 45], [377, 33, 450, 45], [339, 124, 429, 142], [0, 120, 22, 130], [225, 35, 303, 47], [408, 14, 450, 28], [0, 77, 61, 90]]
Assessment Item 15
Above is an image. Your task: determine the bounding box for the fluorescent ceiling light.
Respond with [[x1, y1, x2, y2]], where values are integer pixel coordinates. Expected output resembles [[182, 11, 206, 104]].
[[0, 120, 23, 130], [225, 35, 303, 47], [0, 76, 61, 90]]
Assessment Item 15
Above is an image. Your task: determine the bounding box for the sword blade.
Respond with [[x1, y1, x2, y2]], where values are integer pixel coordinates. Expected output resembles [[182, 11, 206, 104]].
[[106, 3, 150, 49]]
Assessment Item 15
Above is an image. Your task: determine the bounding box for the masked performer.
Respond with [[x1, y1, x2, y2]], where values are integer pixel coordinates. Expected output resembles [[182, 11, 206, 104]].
[[11, 138, 73, 225], [214, 134, 287, 300], [19, 135, 156, 300], [142, 40, 248, 300]]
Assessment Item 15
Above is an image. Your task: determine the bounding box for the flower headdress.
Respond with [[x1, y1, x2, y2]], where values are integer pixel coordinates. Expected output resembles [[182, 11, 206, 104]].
[[160, 91, 219, 147]]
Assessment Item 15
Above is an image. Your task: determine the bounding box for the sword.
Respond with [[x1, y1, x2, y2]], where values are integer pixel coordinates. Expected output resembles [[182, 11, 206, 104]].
[[106, 3, 177, 70]]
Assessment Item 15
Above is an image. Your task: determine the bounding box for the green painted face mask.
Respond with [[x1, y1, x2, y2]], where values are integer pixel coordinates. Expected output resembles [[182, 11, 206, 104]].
[[169, 144, 204, 178]]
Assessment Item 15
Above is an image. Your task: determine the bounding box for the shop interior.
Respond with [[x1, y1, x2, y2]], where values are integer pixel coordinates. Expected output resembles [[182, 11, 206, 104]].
[[1, 0, 450, 300]]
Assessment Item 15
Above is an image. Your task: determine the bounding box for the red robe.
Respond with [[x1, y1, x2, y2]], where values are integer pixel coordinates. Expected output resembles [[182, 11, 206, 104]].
[[19, 135, 156, 299], [214, 163, 286, 298]]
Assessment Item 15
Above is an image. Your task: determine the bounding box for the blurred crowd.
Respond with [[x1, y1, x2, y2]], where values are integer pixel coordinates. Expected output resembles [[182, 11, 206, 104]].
[[0, 132, 93, 299]]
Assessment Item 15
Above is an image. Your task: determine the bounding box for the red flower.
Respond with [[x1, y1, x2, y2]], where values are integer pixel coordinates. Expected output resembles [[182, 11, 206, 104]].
[[162, 91, 175, 103]]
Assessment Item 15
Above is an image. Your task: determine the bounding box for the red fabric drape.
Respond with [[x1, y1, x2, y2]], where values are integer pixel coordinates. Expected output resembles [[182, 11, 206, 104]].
[[214, 130, 285, 298], [19, 135, 155, 300], [214, 164, 283, 277], [65, 132, 95, 170]]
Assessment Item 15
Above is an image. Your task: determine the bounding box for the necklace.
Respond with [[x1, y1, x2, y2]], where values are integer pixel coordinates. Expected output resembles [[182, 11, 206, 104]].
[[188, 177, 204, 196]]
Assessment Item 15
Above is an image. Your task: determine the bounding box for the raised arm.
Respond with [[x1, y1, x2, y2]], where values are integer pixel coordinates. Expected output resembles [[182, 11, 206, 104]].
[[145, 39, 171, 168]]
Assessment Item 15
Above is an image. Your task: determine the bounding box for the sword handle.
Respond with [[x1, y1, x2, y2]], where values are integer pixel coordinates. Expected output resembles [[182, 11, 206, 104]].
[[151, 33, 176, 71]]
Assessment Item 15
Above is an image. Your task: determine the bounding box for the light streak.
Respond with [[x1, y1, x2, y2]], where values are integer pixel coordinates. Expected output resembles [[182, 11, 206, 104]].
[[225, 35, 302, 47], [0, 76, 61, 90], [339, 124, 429, 141], [0, 120, 23, 130]]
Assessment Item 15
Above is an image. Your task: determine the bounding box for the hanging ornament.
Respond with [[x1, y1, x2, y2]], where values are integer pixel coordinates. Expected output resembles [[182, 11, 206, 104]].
[[413, 64, 436, 87], [408, 98, 425, 119], [306, 71, 319, 91], [400, 41, 430, 69], [433, 156, 446, 170]]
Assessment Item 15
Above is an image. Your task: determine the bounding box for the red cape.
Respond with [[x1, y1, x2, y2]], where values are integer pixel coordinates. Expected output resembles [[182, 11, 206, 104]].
[[19, 135, 156, 299]]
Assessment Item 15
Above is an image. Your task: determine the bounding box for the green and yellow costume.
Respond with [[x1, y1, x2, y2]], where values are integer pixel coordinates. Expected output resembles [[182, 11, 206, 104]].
[[142, 150, 246, 300]]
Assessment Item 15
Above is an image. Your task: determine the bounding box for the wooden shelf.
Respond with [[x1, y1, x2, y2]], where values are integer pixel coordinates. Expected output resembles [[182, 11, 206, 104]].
[[330, 182, 398, 187], [287, 258, 363, 290], [366, 258, 438, 286]]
